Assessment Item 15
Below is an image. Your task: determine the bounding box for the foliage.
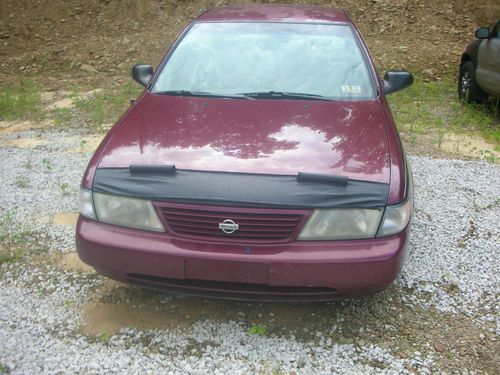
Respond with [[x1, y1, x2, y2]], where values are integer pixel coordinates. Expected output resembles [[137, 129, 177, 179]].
[[0, 78, 43, 121], [248, 324, 268, 336], [388, 75, 499, 148]]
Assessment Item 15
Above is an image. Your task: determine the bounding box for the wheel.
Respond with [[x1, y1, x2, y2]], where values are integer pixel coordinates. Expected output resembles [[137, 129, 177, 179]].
[[458, 61, 488, 104]]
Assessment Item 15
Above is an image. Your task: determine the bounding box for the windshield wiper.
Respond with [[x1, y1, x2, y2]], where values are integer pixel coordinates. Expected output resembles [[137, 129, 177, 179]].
[[239, 91, 326, 101], [153, 90, 251, 99]]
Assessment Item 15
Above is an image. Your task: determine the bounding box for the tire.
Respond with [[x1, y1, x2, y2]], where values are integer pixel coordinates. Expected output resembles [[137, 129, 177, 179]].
[[458, 61, 488, 104]]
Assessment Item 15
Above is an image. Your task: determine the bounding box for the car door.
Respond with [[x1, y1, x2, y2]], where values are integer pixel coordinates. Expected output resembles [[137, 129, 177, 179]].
[[476, 20, 500, 98]]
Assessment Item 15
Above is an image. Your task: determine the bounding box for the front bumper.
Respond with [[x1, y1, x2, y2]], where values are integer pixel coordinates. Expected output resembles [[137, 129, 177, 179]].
[[76, 216, 410, 301]]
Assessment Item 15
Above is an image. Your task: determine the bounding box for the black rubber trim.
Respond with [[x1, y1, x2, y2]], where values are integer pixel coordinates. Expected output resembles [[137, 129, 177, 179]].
[[297, 172, 348, 186], [126, 273, 341, 302], [93, 168, 389, 209], [130, 164, 176, 175]]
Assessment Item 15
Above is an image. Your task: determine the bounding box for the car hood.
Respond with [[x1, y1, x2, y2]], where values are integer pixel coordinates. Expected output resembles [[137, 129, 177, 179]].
[[97, 94, 390, 183]]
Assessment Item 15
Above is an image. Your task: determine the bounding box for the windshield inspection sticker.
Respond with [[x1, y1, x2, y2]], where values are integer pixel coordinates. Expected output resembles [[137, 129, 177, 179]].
[[341, 85, 362, 94]]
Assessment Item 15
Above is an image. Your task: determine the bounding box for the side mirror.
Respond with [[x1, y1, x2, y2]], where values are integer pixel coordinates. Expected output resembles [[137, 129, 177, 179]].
[[382, 71, 413, 95], [475, 27, 490, 39], [132, 64, 153, 87]]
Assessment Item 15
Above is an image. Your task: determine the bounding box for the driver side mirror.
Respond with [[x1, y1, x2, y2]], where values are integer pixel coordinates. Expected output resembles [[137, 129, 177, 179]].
[[382, 71, 413, 95], [132, 64, 153, 87], [475, 27, 490, 39]]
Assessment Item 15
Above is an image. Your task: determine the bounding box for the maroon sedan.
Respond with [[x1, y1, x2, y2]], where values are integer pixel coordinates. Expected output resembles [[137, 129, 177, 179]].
[[76, 5, 414, 301]]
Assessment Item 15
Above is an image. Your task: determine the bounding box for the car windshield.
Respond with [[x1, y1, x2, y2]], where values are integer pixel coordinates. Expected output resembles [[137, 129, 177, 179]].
[[152, 22, 375, 100]]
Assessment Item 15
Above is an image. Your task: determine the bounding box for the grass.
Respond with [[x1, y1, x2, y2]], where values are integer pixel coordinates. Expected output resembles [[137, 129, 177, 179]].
[[0, 211, 45, 265], [53, 81, 141, 130], [0, 216, 31, 265], [388, 75, 499, 148], [0, 76, 139, 132], [0, 78, 44, 121]]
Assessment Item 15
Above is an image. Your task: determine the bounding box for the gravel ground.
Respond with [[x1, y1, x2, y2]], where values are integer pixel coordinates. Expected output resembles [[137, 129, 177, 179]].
[[0, 129, 499, 374]]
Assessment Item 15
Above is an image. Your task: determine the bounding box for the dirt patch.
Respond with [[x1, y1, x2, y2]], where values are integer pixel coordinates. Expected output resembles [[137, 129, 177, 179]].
[[400, 130, 500, 163], [3, 137, 48, 148], [0, 134, 104, 152], [81, 302, 189, 335], [440, 133, 499, 160], [52, 212, 78, 225], [58, 252, 94, 273], [0, 119, 52, 134], [78, 281, 500, 372], [60, 135, 104, 153], [46, 89, 104, 110], [47, 98, 74, 111], [1, 0, 498, 77]]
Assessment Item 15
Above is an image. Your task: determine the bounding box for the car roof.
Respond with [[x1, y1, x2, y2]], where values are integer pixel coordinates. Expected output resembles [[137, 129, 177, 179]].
[[197, 5, 350, 24]]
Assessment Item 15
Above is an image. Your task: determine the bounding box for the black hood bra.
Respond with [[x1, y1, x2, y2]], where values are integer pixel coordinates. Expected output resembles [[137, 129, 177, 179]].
[[93, 167, 389, 209]]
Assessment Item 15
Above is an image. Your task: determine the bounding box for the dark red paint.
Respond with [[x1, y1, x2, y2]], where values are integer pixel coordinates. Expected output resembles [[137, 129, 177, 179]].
[[77, 216, 409, 301], [77, 5, 410, 300]]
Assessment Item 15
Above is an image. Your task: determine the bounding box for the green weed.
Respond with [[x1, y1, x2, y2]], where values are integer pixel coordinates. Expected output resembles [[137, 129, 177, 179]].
[[14, 176, 29, 188], [71, 82, 141, 129], [0, 78, 43, 121], [53, 107, 72, 127], [42, 158, 52, 171], [59, 182, 72, 197], [248, 324, 267, 336], [388, 75, 499, 148], [23, 155, 33, 170], [0, 211, 46, 265], [0, 212, 32, 265], [99, 332, 110, 344]]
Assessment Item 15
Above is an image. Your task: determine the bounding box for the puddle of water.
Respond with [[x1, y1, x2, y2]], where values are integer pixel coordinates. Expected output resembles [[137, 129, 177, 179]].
[[0, 119, 52, 134], [440, 134, 499, 161], [58, 252, 94, 273], [53, 212, 78, 225]]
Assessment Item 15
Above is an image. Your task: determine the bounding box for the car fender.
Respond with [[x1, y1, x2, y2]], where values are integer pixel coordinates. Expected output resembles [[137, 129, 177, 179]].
[[461, 39, 482, 68]]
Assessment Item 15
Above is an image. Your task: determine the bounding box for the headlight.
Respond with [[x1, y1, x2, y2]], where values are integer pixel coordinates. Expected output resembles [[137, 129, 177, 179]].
[[377, 165, 413, 237], [377, 199, 412, 237], [297, 208, 383, 240], [93, 192, 165, 232], [79, 188, 96, 220]]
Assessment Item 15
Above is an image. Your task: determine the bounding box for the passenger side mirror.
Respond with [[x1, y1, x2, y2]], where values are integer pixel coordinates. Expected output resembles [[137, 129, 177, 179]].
[[475, 27, 490, 39], [382, 71, 413, 95], [132, 64, 153, 87]]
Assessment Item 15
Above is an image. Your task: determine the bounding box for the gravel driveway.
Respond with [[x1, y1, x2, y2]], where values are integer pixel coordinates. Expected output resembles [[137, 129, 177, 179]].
[[0, 128, 499, 374]]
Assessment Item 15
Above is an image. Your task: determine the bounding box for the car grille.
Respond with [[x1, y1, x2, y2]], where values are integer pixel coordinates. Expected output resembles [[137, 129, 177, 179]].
[[126, 273, 339, 301], [156, 203, 310, 243]]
